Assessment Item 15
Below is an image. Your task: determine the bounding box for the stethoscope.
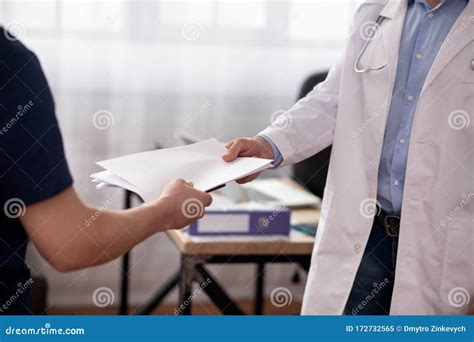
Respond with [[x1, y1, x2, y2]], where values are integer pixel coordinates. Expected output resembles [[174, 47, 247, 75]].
[[354, 15, 474, 74], [354, 16, 388, 73]]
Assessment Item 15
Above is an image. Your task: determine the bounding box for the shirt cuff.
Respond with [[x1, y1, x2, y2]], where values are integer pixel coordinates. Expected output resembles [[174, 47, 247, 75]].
[[258, 134, 283, 167]]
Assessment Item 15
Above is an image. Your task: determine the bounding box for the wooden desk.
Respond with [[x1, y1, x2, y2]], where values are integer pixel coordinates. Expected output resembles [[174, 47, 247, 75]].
[[166, 212, 316, 256], [120, 179, 319, 316]]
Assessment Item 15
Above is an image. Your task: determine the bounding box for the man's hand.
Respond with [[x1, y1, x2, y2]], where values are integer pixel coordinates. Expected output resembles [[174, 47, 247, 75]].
[[156, 179, 213, 229], [222, 136, 275, 184]]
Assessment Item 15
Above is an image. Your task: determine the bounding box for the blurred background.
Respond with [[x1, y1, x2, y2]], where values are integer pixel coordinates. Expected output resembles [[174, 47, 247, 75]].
[[0, 0, 362, 314]]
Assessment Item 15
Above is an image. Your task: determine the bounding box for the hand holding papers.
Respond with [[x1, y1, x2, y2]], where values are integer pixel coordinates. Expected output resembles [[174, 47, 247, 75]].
[[91, 138, 273, 202], [222, 136, 277, 184]]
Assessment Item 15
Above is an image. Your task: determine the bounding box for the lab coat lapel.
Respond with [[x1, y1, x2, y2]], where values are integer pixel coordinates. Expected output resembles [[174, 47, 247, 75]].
[[421, 2, 474, 94], [365, 0, 406, 133], [380, 0, 408, 95]]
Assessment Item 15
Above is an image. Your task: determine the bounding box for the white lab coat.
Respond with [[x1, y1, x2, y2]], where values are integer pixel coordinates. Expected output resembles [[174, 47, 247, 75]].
[[260, 0, 473, 315]]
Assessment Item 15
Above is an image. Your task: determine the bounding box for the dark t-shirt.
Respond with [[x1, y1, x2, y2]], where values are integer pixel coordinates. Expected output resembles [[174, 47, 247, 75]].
[[0, 28, 73, 314]]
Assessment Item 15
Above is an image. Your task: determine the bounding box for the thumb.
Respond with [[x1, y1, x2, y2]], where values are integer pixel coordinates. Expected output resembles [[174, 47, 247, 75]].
[[222, 139, 245, 162]]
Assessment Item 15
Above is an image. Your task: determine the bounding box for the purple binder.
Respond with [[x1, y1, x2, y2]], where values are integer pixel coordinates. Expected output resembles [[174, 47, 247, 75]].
[[187, 208, 291, 236]]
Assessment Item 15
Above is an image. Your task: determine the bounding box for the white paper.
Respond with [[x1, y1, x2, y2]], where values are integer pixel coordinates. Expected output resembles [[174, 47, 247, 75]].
[[91, 138, 273, 202], [243, 178, 320, 208], [91, 170, 141, 193]]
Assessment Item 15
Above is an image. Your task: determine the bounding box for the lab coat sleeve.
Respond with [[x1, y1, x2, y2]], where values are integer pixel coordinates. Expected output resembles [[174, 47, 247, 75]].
[[258, 3, 370, 167], [258, 55, 343, 167]]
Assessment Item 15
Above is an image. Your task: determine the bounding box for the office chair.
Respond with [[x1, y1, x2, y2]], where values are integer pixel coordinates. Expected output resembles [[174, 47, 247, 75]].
[[292, 71, 331, 198]]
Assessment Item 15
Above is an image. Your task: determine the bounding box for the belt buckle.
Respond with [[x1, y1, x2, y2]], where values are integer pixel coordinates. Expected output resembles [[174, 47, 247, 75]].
[[384, 215, 400, 237]]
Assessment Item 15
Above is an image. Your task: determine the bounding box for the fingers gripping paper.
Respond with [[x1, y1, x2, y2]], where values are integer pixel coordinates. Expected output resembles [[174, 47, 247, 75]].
[[90, 138, 273, 202]]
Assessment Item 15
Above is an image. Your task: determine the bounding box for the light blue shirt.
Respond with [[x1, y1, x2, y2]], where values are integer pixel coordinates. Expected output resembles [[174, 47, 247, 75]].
[[376, 0, 467, 213], [262, 0, 468, 213]]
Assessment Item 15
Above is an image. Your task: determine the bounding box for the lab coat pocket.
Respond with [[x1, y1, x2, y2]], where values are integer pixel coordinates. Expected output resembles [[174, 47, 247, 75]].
[[439, 220, 473, 311]]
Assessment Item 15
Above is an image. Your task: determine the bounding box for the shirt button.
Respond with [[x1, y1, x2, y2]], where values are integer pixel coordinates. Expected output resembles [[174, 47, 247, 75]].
[[415, 53, 423, 59], [394, 180, 400, 186], [354, 243, 362, 253], [399, 138, 406, 144], [427, 12, 433, 18], [407, 95, 414, 101]]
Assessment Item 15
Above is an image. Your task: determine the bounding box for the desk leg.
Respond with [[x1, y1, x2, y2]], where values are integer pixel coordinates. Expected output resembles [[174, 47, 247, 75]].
[[137, 270, 180, 315], [119, 190, 133, 315], [195, 264, 244, 315], [255, 262, 265, 315], [119, 252, 130, 315], [178, 255, 194, 315]]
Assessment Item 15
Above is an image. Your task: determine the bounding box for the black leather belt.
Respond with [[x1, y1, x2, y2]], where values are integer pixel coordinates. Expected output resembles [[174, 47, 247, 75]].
[[375, 208, 401, 237]]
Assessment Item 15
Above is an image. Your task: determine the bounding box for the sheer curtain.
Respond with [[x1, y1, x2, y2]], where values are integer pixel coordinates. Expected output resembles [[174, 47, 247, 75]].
[[1, 0, 360, 308]]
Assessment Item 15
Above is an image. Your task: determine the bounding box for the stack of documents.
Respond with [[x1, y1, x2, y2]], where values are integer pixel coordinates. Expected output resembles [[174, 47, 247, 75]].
[[91, 138, 273, 202]]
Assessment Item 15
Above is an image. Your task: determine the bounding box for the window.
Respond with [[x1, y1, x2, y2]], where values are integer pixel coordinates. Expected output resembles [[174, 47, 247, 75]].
[[60, 0, 125, 32], [216, 0, 267, 29], [0, 0, 362, 45], [1, 0, 57, 30], [288, 0, 356, 41], [158, 1, 214, 26]]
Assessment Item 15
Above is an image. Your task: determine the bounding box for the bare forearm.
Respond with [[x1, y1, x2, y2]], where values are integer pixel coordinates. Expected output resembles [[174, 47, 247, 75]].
[[22, 187, 171, 271], [57, 203, 167, 270], [23, 182, 211, 272]]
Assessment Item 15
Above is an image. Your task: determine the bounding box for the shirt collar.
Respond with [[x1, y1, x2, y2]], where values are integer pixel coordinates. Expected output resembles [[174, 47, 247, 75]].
[[410, 0, 469, 12], [410, 0, 469, 4]]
